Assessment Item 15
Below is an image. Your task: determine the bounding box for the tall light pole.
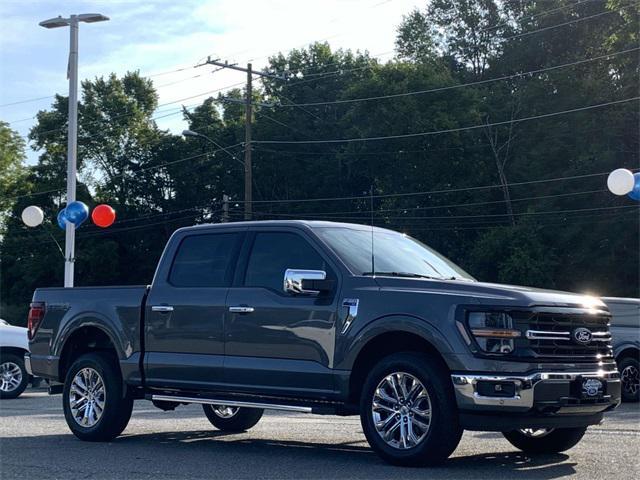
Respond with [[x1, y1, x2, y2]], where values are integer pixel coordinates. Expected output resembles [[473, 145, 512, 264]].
[[40, 13, 109, 287]]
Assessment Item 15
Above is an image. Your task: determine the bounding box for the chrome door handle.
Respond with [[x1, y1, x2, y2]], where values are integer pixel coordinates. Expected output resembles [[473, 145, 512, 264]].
[[151, 305, 174, 313], [229, 306, 255, 314]]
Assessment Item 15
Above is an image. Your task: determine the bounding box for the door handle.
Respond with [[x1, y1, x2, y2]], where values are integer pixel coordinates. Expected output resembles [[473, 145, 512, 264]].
[[229, 306, 255, 314], [151, 305, 174, 313]]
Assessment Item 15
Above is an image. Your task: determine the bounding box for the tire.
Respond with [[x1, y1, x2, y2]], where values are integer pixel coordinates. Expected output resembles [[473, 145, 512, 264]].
[[359, 352, 462, 467], [0, 353, 30, 399], [62, 352, 133, 441], [502, 427, 587, 454], [203, 404, 264, 432], [619, 356, 640, 402]]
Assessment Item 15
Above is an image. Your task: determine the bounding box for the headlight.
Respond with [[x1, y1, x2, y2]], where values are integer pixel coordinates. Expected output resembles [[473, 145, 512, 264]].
[[467, 312, 520, 354]]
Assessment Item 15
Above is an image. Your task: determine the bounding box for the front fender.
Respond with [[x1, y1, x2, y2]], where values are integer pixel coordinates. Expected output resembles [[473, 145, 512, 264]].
[[614, 341, 640, 360], [336, 314, 456, 371]]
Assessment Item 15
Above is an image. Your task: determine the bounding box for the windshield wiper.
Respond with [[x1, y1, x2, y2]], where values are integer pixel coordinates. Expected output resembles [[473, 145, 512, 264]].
[[362, 271, 442, 280]]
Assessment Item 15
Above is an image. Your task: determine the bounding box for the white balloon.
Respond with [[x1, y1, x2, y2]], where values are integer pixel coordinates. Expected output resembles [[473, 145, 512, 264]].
[[607, 168, 635, 196], [21, 205, 44, 227]]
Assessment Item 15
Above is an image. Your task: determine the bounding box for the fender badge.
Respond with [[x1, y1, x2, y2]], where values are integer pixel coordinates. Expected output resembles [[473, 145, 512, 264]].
[[341, 298, 359, 334]]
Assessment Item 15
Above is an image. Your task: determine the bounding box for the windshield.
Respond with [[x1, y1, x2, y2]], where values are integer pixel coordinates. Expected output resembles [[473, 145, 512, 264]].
[[316, 227, 474, 281]]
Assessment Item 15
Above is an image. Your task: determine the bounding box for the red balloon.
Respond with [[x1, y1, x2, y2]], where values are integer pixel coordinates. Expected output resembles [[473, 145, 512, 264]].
[[91, 204, 116, 228]]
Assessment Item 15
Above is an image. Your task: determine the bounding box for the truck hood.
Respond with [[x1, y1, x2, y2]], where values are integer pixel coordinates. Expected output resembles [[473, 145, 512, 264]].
[[373, 276, 606, 311], [0, 324, 29, 351]]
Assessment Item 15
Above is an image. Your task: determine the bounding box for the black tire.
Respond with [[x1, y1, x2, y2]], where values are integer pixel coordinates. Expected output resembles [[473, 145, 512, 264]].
[[0, 353, 30, 399], [203, 404, 264, 432], [62, 352, 133, 441], [359, 352, 462, 467], [502, 427, 587, 454], [619, 356, 640, 402]]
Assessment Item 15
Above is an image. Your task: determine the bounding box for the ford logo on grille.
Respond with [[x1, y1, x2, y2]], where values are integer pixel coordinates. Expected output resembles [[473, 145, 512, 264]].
[[573, 327, 593, 345]]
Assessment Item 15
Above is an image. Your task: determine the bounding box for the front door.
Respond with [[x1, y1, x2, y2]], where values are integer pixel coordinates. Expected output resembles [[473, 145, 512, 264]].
[[144, 230, 243, 391], [225, 229, 340, 398]]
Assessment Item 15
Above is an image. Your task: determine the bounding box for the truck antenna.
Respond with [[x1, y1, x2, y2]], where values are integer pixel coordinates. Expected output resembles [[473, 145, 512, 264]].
[[370, 184, 375, 276]]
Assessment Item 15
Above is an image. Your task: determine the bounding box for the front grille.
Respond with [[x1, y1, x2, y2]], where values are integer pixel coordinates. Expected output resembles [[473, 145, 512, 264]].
[[512, 311, 613, 361]]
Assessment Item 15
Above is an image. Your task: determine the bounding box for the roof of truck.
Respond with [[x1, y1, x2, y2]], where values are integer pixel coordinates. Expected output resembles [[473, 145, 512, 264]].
[[175, 220, 396, 233]]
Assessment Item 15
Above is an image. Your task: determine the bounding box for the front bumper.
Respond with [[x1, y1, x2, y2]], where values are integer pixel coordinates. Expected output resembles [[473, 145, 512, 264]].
[[452, 369, 620, 419]]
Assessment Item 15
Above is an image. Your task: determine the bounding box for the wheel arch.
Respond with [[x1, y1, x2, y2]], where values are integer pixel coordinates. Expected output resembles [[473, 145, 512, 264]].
[[345, 320, 453, 405], [615, 344, 640, 362], [58, 324, 120, 382]]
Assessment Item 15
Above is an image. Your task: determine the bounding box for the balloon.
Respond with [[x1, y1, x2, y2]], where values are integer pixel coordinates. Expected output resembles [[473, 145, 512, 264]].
[[21, 206, 44, 227], [628, 172, 640, 201], [65, 201, 89, 226], [607, 168, 635, 196], [91, 204, 116, 228], [57, 209, 69, 230]]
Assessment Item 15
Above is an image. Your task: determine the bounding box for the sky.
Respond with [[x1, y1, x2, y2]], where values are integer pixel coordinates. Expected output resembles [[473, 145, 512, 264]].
[[0, 0, 423, 164]]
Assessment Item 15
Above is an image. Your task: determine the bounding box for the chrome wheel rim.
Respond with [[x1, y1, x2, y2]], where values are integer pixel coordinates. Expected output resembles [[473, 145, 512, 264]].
[[0, 361, 23, 392], [69, 367, 106, 427], [211, 405, 239, 418], [371, 372, 431, 450], [621, 365, 639, 396], [519, 428, 554, 438]]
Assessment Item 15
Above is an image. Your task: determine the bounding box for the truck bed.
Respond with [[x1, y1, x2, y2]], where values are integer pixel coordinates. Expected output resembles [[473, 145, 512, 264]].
[[29, 285, 149, 384]]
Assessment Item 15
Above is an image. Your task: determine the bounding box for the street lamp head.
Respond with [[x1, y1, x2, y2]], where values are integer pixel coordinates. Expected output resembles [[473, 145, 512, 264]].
[[182, 130, 201, 138], [39, 16, 70, 28], [77, 13, 110, 23], [39, 13, 109, 28]]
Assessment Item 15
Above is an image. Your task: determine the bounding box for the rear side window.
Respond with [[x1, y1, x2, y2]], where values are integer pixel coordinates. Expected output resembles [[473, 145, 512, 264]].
[[169, 233, 239, 287], [244, 232, 327, 292]]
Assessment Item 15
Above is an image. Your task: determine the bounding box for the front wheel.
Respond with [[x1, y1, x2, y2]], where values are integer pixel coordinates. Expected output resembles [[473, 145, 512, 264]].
[[0, 353, 30, 399], [502, 427, 587, 454], [359, 352, 462, 467], [203, 404, 264, 432], [62, 352, 133, 441], [619, 356, 640, 402]]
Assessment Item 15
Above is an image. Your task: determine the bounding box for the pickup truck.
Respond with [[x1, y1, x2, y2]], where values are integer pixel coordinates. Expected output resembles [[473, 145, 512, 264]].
[[26, 220, 621, 466]]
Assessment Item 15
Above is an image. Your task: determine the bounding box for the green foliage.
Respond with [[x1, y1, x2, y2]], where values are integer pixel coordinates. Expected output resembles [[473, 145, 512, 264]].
[[0, 1, 638, 325], [0, 121, 27, 225]]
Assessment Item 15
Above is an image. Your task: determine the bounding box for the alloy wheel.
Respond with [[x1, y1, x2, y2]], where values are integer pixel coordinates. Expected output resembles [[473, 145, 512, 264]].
[[211, 405, 239, 418], [0, 361, 23, 393], [69, 367, 106, 427], [371, 372, 432, 450], [621, 365, 639, 397], [519, 428, 554, 438]]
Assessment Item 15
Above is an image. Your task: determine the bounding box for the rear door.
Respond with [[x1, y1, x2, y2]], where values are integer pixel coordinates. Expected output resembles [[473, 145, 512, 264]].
[[224, 228, 341, 398], [144, 227, 245, 391]]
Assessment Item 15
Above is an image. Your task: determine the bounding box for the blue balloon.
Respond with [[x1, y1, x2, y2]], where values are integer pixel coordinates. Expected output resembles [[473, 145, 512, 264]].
[[65, 201, 89, 225], [628, 172, 640, 201], [57, 209, 69, 230]]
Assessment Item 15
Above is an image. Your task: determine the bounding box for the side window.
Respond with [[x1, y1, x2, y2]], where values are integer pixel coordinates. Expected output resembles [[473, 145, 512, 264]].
[[244, 232, 327, 292], [169, 233, 239, 287]]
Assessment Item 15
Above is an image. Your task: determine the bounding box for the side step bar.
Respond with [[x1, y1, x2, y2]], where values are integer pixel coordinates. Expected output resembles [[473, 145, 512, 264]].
[[151, 394, 313, 413]]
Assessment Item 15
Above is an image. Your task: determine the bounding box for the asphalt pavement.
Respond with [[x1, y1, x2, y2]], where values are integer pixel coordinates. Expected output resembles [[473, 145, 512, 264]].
[[1, 389, 639, 479]]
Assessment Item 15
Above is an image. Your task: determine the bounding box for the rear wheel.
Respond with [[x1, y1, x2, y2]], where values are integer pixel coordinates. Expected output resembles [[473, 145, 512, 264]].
[[619, 357, 640, 402], [359, 352, 462, 466], [0, 353, 29, 399], [203, 404, 264, 432], [502, 427, 587, 453], [62, 352, 133, 441]]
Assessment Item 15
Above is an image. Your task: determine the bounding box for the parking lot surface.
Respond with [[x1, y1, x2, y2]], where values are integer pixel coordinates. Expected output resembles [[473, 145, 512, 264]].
[[1, 390, 639, 479]]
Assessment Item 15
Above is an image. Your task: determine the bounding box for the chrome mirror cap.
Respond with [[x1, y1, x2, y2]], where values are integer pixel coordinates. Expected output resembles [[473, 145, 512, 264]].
[[283, 269, 326, 295]]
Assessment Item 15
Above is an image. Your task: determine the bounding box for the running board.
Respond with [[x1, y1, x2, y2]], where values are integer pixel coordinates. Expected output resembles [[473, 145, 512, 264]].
[[151, 394, 313, 413]]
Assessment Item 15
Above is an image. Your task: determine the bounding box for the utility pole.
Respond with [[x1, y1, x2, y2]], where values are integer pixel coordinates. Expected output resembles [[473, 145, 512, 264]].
[[221, 194, 229, 223], [39, 13, 109, 287], [196, 57, 285, 221], [244, 63, 252, 220]]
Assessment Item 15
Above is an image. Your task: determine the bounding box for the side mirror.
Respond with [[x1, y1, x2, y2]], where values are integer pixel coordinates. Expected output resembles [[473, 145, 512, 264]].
[[283, 269, 333, 295]]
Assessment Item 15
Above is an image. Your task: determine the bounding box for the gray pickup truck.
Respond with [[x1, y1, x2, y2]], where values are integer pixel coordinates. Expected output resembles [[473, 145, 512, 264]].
[[26, 221, 621, 466]]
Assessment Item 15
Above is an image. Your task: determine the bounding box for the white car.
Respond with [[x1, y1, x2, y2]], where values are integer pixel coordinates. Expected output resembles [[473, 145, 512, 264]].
[[0, 318, 31, 399]]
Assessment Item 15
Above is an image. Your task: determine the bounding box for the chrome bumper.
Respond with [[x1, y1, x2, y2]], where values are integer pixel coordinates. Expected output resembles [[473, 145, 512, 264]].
[[451, 370, 620, 412], [24, 353, 33, 376]]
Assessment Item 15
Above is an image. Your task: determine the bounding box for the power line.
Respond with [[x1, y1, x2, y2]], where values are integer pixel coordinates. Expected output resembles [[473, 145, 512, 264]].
[[273, 48, 638, 108], [253, 96, 639, 145]]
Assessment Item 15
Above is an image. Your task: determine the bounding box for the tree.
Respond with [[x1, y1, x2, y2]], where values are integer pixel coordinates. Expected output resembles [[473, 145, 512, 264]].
[[0, 121, 27, 227]]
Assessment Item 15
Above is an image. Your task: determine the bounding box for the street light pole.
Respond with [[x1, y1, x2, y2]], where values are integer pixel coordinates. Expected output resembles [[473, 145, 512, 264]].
[[40, 13, 109, 287]]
